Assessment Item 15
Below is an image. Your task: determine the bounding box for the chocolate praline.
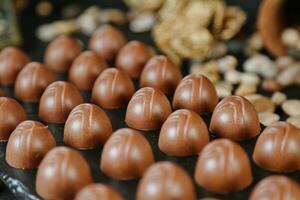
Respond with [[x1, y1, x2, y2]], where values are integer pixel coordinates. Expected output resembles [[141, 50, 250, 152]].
[[0, 47, 30, 85], [100, 128, 154, 180], [0, 97, 27, 141], [210, 95, 261, 141], [125, 87, 172, 131], [194, 139, 253, 193], [91, 68, 135, 109], [6, 120, 56, 169], [64, 103, 112, 149], [14, 62, 55, 102], [39, 81, 84, 123], [74, 184, 124, 200], [137, 161, 197, 200], [69, 51, 107, 90], [36, 146, 93, 200], [253, 121, 300, 172], [173, 74, 218, 115]]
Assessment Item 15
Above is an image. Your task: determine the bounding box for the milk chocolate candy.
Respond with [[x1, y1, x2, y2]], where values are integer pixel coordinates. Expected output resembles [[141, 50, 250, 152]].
[[64, 103, 112, 149], [0, 97, 27, 141], [91, 68, 135, 109], [137, 161, 197, 200], [6, 120, 56, 169], [36, 146, 93, 200], [173, 74, 218, 115], [74, 184, 124, 200], [125, 87, 172, 131], [210, 95, 261, 141], [100, 128, 154, 180], [159, 109, 209, 156], [39, 81, 84, 123], [194, 139, 253, 193], [253, 121, 300, 172], [15, 62, 55, 102]]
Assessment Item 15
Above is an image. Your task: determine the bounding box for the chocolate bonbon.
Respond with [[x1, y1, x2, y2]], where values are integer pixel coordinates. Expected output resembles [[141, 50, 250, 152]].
[[100, 128, 154, 180], [125, 87, 172, 130], [64, 103, 112, 149], [6, 120, 56, 169], [194, 139, 253, 193], [74, 184, 124, 200], [159, 109, 209, 156], [253, 121, 300, 172], [137, 161, 196, 200], [210, 95, 261, 141], [36, 146, 93, 200], [39, 81, 84, 123]]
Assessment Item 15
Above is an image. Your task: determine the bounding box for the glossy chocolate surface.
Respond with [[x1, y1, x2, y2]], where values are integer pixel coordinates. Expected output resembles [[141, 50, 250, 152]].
[[159, 109, 209, 156], [6, 120, 56, 169], [210, 95, 261, 141], [100, 128, 154, 180], [194, 139, 253, 193], [64, 103, 112, 149], [92, 68, 135, 109], [15, 62, 55, 102], [74, 184, 124, 200], [39, 81, 84, 123], [137, 161, 196, 200], [36, 146, 93, 200], [125, 87, 172, 131], [173, 74, 218, 115]]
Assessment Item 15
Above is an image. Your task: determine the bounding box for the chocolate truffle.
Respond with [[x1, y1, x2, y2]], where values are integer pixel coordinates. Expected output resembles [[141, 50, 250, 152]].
[[14, 62, 55, 102], [125, 87, 172, 130], [140, 55, 182, 95], [45, 35, 82, 73], [0, 97, 27, 141], [253, 121, 300, 172], [159, 109, 209, 156], [64, 103, 112, 149], [69, 51, 107, 90], [194, 139, 253, 193], [39, 81, 84, 123], [36, 146, 93, 200], [210, 95, 261, 141], [249, 176, 300, 200], [6, 120, 56, 169], [74, 184, 124, 200], [173, 74, 218, 115], [100, 128, 154, 180], [89, 25, 127, 61], [137, 161, 196, 200], [116, 41, 154, 78], [91, 68, 135, 109], [0, 47, 30, 85]]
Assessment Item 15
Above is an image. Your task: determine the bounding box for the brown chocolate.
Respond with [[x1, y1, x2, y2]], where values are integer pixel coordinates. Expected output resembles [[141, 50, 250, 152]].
[[159, 109, 209, 156], [39, 81, 84, 123], [100, 128, 154, 180], [140, 55, 182, 95], [210, 95, 261, 141], [69, 51, 107, 90], [91, 68, 135, 109], [14, 62, 55, 102], [0, 97, 27, 141], [74, 184, 124, 200], [253, 121, 300, 172], [89, 25, 127, 61], [44, 35, 82, 73], [137, 161, 197, 200], [125, 87, 172, 131], [6, 120, 56, 169], [249, 176, 300, 200], [36, 146, 93, 200], [64, 103, 112, 149], [116, 41, 154, 79], [0, 47, 30, 85], [194, 139, 253, 193], [173, 74, 218, 115]]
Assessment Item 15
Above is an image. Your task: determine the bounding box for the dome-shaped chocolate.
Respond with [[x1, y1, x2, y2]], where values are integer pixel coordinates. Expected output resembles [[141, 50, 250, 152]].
[[74, 184, 124, 200]]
